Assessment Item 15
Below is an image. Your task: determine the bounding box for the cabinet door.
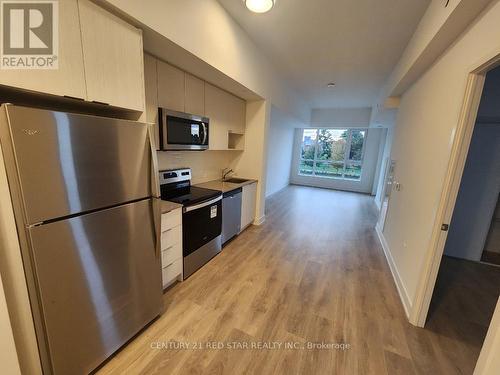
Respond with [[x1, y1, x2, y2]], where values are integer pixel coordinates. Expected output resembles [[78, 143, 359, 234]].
[[226, 94, 246, 134], [157, 60, 185, 112], [0, 0, 86, 99], [205, 83, 247, 150], [78, 0, 145, 111], [241, 183, 257, 229], [185, 74, 205, 116], [144, 54, 159, 149], [205, 83, 229, 150]]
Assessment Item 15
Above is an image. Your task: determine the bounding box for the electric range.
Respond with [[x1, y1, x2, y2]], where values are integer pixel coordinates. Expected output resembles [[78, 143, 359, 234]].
[[159, 168, 223, 279]]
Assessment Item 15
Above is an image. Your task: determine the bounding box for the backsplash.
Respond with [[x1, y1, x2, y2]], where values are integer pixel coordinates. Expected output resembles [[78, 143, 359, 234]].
[[157, 151, 241, 184]]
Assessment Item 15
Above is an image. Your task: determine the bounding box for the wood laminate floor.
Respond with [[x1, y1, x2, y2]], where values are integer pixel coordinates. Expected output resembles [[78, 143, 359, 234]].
[[97, 186, 493, 375]]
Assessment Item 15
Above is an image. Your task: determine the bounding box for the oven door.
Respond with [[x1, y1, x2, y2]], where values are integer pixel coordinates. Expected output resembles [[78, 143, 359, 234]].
[[160, 109, 209, 151], [182, 196, 222, 257]]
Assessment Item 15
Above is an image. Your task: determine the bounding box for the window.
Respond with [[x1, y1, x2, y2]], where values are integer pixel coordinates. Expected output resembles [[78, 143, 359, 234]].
[[298, 128, 366, 180]]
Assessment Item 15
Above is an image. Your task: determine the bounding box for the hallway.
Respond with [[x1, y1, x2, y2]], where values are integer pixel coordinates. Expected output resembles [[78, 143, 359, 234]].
[[98, 186, 480, 374]]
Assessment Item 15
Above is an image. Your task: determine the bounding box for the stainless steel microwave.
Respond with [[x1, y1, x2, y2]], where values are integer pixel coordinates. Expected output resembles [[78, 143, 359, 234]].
[[159, 108, 209, 151]]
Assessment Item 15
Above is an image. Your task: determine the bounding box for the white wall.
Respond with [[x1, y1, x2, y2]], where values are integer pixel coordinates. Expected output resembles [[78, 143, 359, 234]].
[[290, 127, 384, 194], [381, 0, 500, 308], [378, 0, 492, 101], [265, 106, 305, 197], [310, 107, 372, 127]]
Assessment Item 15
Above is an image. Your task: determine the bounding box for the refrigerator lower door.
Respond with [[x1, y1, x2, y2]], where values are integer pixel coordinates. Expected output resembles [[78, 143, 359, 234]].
[[28, 199, 162, 375]]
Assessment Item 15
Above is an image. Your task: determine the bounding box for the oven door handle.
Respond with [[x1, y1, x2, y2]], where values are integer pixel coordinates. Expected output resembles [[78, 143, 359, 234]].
[[184, 195, 222, 213]]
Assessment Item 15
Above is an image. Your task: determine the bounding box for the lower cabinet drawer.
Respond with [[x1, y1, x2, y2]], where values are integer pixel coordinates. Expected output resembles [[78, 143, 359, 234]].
[[161, 242, 182, 268], [161, 209, 182, 231], [162, 258, 182, 288], [161, 225, 181, 250]]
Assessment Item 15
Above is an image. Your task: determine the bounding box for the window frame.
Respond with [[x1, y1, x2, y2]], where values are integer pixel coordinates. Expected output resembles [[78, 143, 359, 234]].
[[298, 127, 367, 180]]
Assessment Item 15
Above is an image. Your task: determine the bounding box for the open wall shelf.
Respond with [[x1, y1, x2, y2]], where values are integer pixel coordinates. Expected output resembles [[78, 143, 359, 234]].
[[228, 131, 245, 150]]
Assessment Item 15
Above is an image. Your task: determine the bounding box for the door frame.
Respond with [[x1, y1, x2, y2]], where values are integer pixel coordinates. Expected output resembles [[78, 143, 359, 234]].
[[410, 51, 500, 328], [473, 296, 500, 374]]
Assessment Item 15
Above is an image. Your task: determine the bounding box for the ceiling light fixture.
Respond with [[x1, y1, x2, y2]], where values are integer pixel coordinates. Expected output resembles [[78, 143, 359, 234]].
[[327, 82, 336, 88], [244, 0, 275, 13]]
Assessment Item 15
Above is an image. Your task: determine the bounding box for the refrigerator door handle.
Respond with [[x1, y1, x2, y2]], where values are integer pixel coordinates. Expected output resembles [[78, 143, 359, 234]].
[[148, 124, 161, 198], [152, 198, 161, 259]]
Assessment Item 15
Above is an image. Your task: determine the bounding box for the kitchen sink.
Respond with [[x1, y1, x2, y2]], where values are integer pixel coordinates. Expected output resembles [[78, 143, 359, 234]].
[[224, 178, 250, 184]]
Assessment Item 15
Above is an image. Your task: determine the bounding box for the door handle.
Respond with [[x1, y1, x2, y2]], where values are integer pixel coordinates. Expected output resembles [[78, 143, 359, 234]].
[[202, 122, 208, 145], [184, 195, 222, 212], [151, 198, 161, 259], [148, 125, 161, 198]]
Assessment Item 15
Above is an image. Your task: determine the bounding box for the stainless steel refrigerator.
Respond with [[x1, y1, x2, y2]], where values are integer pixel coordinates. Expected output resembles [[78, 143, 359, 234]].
[[0, 104, 163, 374]]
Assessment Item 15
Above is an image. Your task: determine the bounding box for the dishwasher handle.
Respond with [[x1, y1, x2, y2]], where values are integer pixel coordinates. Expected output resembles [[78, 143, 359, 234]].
[[223, 187, 242, 199]]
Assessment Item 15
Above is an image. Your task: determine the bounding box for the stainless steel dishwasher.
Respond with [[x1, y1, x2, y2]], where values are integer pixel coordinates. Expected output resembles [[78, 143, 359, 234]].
[[222, 187, 242, 245]]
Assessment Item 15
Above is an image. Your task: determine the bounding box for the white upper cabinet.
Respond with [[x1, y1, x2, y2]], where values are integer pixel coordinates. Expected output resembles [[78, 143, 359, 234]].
[[0, 0, 86, 99], [144, 55, 246, 151], [204, 83, 229, 150], [185, 73, 205, 116], [157, 60, 185, 112], [226, 92, 246, 135], [78, 0, 145, 111], [205, 83, 246, 150]]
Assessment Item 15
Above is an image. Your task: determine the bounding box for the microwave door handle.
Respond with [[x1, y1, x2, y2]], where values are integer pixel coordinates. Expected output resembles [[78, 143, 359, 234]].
[[202, 122, 208, 145]]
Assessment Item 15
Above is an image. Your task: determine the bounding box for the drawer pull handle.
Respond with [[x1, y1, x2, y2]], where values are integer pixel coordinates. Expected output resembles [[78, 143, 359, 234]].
[[165, 245, 174, 251]]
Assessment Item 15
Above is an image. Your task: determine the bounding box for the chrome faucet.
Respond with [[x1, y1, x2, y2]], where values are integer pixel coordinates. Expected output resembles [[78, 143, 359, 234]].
[[222, 168, 234, 181]]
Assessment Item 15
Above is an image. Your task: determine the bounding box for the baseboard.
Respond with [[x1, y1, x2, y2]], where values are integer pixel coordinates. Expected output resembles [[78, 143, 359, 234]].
[[375, 224, 412, 318], [253, 215, 266, 226]]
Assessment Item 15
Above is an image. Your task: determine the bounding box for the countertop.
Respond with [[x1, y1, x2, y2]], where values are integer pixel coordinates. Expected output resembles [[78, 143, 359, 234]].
[[160, 200, 183, 214], [194, 178, 257, 193]]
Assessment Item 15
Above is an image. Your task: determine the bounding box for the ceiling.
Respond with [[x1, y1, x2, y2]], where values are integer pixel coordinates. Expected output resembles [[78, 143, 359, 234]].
[[217, 0, 431, 109]]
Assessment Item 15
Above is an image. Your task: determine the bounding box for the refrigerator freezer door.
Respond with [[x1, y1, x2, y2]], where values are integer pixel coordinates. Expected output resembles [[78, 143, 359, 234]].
[[28, 199, 162, 375], [3, 105, 152, 224]]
